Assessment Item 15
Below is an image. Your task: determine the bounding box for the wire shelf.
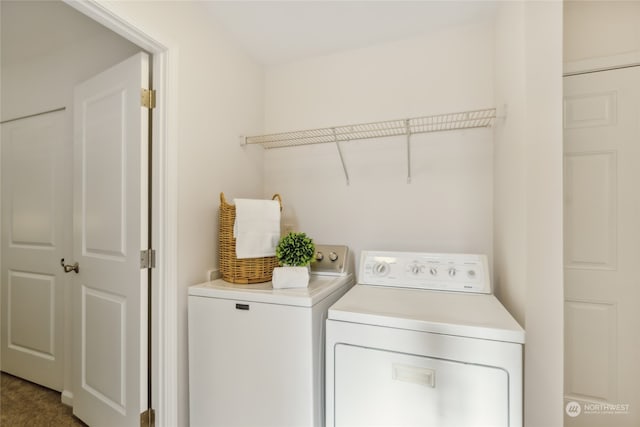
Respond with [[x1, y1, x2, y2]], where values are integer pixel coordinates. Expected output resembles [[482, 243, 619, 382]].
[[244, 107, 498, 185], [245, 108, 496, 149]]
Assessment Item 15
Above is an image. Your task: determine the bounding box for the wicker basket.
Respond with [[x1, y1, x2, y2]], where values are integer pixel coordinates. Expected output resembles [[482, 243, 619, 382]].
[[219, 192, 282, 284]]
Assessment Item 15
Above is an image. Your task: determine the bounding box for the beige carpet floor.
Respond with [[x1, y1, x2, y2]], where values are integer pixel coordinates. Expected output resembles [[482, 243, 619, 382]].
[[0, 372, 87, 426]]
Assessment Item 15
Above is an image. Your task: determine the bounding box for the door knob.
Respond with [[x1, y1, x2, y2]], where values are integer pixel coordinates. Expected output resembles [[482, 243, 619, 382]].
[[60, 258, 79, 274]]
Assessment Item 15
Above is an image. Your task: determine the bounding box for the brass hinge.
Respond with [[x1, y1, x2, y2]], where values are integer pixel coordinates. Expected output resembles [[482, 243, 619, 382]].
[[140, 408, 155, 427], [141, 89, 156, 109], [140, 249, 156, 269]]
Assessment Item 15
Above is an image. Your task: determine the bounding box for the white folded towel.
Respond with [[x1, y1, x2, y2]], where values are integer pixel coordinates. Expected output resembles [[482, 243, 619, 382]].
[[234, 198, 281, 259], [272, 266, 310, 289]]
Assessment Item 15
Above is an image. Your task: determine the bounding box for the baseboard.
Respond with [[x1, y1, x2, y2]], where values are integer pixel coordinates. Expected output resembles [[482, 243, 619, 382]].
[[61, 389, 74, 407]]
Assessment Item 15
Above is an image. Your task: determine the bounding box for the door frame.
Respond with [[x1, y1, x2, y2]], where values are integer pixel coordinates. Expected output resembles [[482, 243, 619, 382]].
[[63, 1, 179, 425]]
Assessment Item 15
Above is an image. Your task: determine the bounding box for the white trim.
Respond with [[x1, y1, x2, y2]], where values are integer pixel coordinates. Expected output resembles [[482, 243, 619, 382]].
[[62, 1, 179, 426], [564, 51, 640, 76], [61, 390, 74, 407], [151, 43, 180, 427]]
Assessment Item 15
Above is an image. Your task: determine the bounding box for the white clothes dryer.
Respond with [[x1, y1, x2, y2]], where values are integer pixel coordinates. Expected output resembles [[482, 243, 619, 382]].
[[326, 251, 525, 427]]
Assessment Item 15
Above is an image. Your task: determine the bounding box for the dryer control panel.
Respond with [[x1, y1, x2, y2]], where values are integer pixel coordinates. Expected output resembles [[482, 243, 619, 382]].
[[359, 251, 491, 294]]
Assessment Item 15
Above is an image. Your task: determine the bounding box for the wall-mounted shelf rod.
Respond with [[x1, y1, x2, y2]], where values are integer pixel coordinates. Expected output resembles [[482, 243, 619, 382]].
[[0, 107, 66, 125]]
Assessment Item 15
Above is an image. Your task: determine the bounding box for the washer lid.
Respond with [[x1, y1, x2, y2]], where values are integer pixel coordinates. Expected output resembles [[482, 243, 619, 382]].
[[188, 273, 354, 307], [328, 284, 525, 343]]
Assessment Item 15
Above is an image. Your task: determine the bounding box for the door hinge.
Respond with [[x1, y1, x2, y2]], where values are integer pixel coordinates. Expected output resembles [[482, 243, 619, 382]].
[[140, 408, 155, 427], [140, 249, 156, 269], [141, 88, 156, 109]]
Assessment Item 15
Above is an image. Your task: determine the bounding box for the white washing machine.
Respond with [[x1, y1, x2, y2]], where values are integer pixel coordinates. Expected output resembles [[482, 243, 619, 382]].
[[189, 245, 354, 427], [326, 251, 525, 427]]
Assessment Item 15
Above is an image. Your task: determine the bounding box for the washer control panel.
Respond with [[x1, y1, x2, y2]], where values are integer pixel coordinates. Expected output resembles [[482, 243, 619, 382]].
[[359, 251, 491, 294]]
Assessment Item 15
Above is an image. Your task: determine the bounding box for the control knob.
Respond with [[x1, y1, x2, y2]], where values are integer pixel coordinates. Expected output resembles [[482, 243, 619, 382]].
[[448, 267, 457, 277], [408, 263, 424, 275], [315, 252, 324, 261], [373, 262, 389, 276], [329, 251, 339, 262]]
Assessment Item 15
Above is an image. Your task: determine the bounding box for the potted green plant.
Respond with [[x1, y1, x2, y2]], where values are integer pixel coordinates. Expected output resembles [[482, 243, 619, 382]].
[[272, 232, 315, 289]]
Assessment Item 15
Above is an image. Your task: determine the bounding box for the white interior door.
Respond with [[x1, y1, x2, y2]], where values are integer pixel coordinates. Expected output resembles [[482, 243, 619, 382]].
[[72, 52, 149, 427], [1, 110, 70, 391], [564, 66, 640, 426]]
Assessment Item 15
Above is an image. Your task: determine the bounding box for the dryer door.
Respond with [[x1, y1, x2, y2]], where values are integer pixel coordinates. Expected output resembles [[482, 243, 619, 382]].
[[334, 344, 509, 427]]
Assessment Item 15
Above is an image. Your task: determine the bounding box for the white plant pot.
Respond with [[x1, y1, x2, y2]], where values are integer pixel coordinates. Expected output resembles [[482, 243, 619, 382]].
[[272, 266, 310, 289]]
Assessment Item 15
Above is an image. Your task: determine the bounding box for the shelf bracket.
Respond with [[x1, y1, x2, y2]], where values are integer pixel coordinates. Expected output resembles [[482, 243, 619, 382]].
[[405, 119, 412, 184], [332, 128, 350, 185]]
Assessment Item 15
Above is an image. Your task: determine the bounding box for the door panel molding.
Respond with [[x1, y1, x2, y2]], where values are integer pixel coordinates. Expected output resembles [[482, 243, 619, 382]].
[[81, 89, 128, 260], [7, 270, 56, 360], [82, 286, 127, 414], [6, 122, 58, 248], [563, 91, 617, 129], [564, 298, 617, 402], [564, 151, 617, 270]]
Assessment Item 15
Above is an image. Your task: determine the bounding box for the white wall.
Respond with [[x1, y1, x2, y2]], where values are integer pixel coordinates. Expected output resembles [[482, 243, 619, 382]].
[[1, 17, 140, 120], [494, 2, 564, 427], [95, 2, 265, 425], [523, 3, 564, 425], [1, 0, 141, 405], [564, 0, 640, 62], [262, 21, 495, 265], [493, 0, 527, 343]]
